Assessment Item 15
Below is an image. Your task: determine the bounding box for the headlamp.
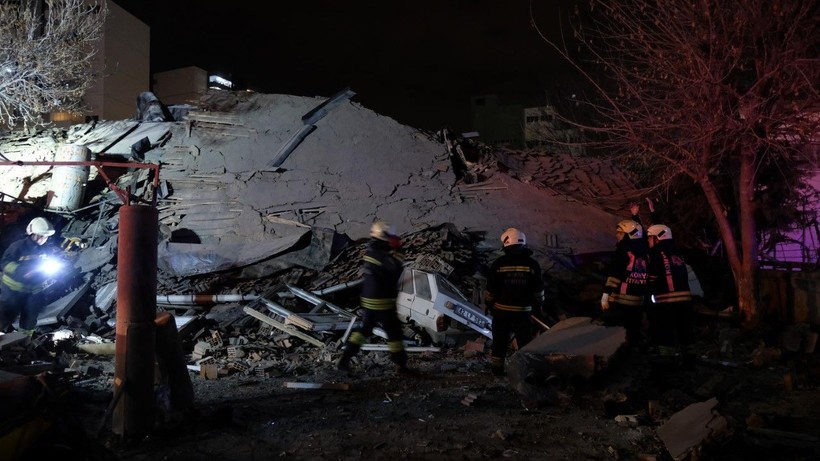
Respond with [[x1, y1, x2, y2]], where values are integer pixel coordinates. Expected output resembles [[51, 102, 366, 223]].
[[38, 257, 64, 276]]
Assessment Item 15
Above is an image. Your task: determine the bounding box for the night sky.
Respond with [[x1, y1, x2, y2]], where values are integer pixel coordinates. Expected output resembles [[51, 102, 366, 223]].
[[115, 0, 576, 132]]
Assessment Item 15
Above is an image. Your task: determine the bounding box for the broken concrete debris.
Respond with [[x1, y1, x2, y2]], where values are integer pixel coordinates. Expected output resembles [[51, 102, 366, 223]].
[[0, 89, 818, 460], [507, 317, 626, 406], [656, 398, 730, 461], [461, 392, 480, 406]]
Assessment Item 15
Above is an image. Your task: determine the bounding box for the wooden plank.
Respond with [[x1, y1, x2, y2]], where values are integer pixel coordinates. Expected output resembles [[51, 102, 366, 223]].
[[284, 315, 314, 330], [186, 112, 244, 125], [243, 306, 325, 347]]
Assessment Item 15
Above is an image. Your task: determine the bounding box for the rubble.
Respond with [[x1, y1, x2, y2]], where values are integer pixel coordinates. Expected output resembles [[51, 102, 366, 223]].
[[0, 90, 818, 460]]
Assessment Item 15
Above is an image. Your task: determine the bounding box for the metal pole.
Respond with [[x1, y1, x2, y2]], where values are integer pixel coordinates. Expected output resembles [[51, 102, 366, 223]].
[[156, 293, 259, 305], [113, 204, 158, 438]]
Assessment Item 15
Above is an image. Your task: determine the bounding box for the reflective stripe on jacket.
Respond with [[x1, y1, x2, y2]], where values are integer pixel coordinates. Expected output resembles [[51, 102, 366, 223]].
[[359, 239, 403, 311], [604, 237, 648, 307], [647, 240, 692, 304], [486, 246, 544, 313]]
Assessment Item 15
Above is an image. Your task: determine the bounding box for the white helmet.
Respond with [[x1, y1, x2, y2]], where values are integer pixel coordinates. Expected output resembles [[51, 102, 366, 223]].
[[500, 227, 526, 247], [26, 217, 55, 237], [370, 221, 396, 241], [616, 220, 643, 239], [647, 224, 673, 240]]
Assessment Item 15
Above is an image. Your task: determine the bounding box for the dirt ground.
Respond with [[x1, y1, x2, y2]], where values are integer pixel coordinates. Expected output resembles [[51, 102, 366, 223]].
[[23, 313, 819, 461]]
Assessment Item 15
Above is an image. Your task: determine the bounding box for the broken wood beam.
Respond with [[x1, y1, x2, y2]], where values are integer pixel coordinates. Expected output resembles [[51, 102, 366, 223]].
[[243, 306, 325, 347]]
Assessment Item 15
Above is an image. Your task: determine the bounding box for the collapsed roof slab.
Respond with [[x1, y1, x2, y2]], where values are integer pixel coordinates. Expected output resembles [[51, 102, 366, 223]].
[[507, 317, 626, 406]]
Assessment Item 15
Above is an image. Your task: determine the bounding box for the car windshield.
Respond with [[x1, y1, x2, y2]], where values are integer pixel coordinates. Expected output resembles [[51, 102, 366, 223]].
[[434, 274, 469, 302]]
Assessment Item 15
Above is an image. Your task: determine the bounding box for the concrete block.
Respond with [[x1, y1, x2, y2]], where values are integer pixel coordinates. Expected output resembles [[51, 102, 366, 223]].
[[507, 317, 626, 406], [200, 363, 218, 379], [657, 398, 729, 460]]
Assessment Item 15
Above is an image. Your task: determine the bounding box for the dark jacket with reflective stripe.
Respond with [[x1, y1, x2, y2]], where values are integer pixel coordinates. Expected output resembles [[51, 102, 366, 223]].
[[359, 239, 403, 310], [485, 245, 544, 313], [647, 240, 692, 304], [604, 237, 648, 307], [1, 237, 57, 294]]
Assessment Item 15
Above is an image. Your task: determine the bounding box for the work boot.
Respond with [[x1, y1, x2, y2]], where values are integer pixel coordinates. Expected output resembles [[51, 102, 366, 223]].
[[337, 344, 358, 373]]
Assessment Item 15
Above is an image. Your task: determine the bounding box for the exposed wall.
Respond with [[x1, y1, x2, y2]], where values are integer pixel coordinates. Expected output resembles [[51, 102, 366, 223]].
[[152, 66, 208, 105], [83, 0, 150, 121]]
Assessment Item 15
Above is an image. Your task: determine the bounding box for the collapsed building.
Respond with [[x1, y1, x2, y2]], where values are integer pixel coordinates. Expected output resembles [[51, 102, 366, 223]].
[[0, 89, 642, 337], [0, 90, 818, 460], [0, 88, 645, 431]]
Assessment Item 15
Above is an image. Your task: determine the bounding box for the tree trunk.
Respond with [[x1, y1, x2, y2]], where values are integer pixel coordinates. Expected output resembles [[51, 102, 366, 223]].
[[698, 153, 760, 328], [698, 174, 756, 327], [737, 148, 759, 327]]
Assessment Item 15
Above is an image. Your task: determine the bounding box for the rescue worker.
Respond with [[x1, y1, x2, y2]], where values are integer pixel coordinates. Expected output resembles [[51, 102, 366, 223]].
[[337, 221, 414, 374], [485, 228, 545, 376], [601, 220, 648, 347], [646, 224, 694, 368], [0, 217, 61, 335]]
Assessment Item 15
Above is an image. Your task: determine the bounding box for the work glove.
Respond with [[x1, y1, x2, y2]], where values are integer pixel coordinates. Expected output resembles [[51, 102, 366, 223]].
[[601, 293, 610, 311]]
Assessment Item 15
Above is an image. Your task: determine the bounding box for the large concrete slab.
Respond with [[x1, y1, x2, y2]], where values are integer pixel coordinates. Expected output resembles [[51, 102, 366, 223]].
[[507, 317, 626, 405]]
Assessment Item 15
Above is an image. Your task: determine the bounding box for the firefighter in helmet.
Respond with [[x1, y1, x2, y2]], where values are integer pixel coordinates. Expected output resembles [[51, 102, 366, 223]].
[[0, 217, 62, 335], [646, 224, 694, 367], [485, 227, 545, 376], [337, 221, 415, 374], [601, 219, 649, 347]]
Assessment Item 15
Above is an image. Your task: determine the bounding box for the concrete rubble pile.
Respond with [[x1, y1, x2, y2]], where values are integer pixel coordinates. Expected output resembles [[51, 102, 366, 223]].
[[0, 89, 651, 418], [1, 91, 819, 461], [0, 89, 641, 344]]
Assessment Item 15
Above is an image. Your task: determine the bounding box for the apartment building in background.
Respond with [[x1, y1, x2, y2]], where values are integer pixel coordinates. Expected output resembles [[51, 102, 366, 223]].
[[152, 67, 209, 105], [470, 93, 585, 155], [52, 1, 150, 124]]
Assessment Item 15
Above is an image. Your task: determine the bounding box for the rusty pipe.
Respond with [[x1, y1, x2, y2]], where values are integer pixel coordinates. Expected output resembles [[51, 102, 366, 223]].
[[113, 204, 158, 438]]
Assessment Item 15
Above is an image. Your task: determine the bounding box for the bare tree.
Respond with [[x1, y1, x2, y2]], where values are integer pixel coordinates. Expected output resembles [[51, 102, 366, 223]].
[[0, 0, 107, 128], [534, 0, 820, 326]]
